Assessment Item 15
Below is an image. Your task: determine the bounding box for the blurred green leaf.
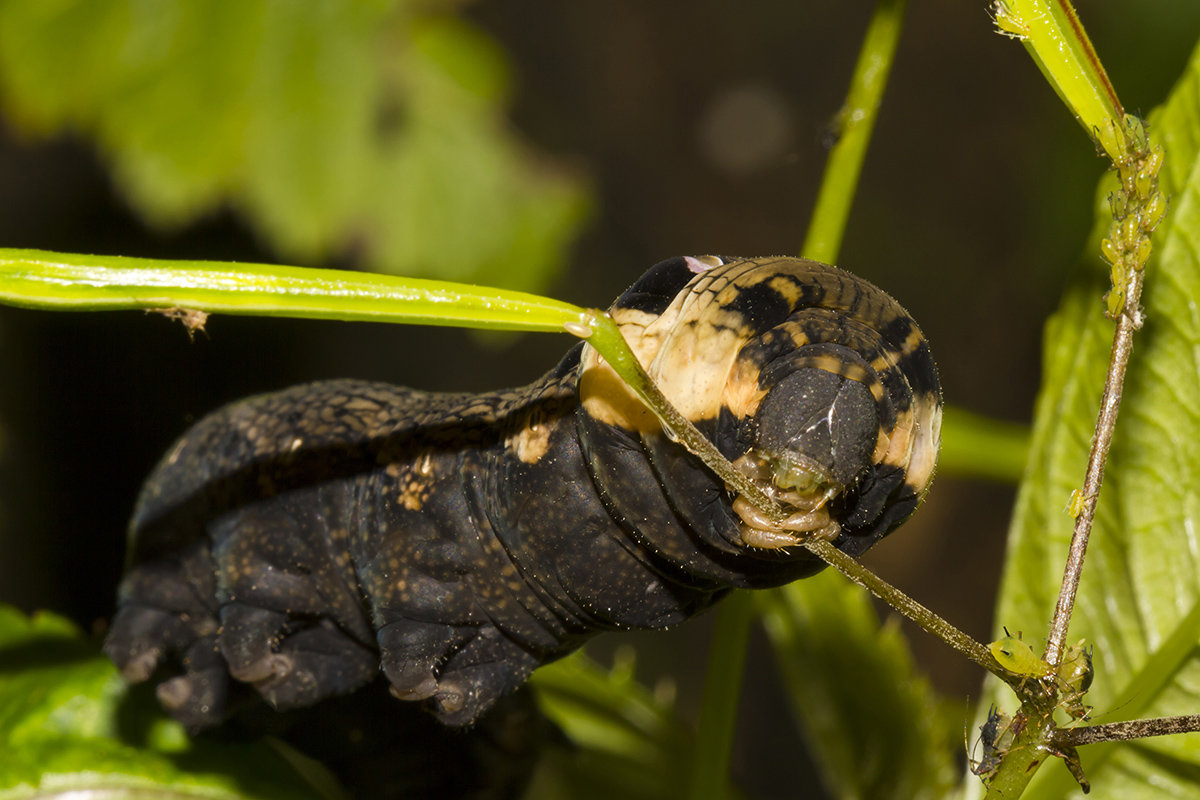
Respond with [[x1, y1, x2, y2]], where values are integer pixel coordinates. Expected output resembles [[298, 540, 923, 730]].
[[0, 0, 590, 289], [758, 572, 959, 800], [973, 36, 1200, 800], [528, 650, 698, 800], [939, 405, 1030, 484], [0, 604, 339, 799]]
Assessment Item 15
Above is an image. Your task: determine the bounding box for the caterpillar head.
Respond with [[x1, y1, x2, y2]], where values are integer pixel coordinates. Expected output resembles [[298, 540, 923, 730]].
[[579, 256, 941, 585], [728, 352, 883, 548]]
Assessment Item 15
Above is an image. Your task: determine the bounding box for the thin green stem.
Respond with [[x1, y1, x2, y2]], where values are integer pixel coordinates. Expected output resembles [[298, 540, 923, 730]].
[[1044, 275, 1142, 668], [686, 592, 754, 800], [1057, 714, 1200, 747], [994, 0, 1140, 679], [802, 0, 907, 263], [801, 537, 1000, 675], [1045, 117, 1163, 671]]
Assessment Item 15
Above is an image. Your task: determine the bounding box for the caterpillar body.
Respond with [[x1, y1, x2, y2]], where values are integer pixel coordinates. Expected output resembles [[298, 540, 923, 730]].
[[104, 256, 942, 728]]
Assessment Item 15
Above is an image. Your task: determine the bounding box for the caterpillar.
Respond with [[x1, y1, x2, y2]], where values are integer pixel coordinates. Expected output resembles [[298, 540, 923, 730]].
[[104, 255, 942, 729]]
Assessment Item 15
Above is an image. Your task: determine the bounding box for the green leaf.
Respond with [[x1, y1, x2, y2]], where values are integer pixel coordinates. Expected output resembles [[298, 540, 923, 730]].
[[0, 604, 340, 799], [757, 572, 959, 800], [0, 248, 590, 332], [0, 0, 590, 290], [976, 36, 1200, 799]]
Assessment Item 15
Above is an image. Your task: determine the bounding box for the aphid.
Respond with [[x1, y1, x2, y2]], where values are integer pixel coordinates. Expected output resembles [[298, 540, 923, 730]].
[[1057, 640, 1095, 721], [988, 630, 1095, 721], [970, 705, 1023, 782], [991, 0, 1030, 40], [104, 256, 942, 728], [988, 629, 1052, 679]]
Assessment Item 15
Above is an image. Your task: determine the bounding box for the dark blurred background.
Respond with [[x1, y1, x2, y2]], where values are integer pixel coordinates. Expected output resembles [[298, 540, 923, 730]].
[[1, 2, 1198, 796]]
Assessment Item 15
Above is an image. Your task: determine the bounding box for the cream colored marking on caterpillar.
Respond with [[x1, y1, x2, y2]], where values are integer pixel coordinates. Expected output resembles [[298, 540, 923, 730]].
[[882, 405, 916, 471], [641, 265, 764, 422], [580, 300, 687, 433], [684, 255, 724, 271], [905, 402, 942, 494], [767, 274, 804, 305], [722, 358, 771, 421], [510, 415, 556, 464], [900, 325, 926, 357]]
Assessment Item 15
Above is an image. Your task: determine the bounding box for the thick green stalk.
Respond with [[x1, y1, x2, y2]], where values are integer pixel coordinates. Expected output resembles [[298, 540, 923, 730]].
[[992, 0, 1125, 158], [981, 700, 1063, 800], [801, 0, 907, 263]]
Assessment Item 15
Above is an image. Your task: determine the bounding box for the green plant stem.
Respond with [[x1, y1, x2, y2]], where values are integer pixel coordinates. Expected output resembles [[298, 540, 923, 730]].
[[1040, 116, 1164, 678], [0, 248, 588, 332], [0, 248, 782, 517], [995, 0, 1135, 680], [801, 0, 907, 263], [1057, 714, 1200, 747], [982, 702, 1063, 800], [686, 592, 754, 800], [801, 537, 1001, 676], [1043, 271, 1143, 669]]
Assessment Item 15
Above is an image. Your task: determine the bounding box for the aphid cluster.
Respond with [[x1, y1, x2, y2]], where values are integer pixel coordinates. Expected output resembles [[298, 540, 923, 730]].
[[975, 632, 1096, 791]]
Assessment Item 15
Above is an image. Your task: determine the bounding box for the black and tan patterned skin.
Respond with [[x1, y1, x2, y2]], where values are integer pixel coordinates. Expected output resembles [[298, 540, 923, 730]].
[[104, 256, 941, 728]]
